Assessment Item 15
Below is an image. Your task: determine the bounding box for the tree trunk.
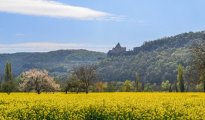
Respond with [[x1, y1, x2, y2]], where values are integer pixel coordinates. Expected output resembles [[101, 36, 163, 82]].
[[180, 79, 185, 92], [85, 87, 88, 94], [186, 83, 190, 92], [37, 90, 41, 94], [136, 81, 139, 92], [141, 82, 144, 92], [175, 82, 178, 92], [169, 84, 172, 92], [204, 80, 205, 92], [77, 87, 79, 94]]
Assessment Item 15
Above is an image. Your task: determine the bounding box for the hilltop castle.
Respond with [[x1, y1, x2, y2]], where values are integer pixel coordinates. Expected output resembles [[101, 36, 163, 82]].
[[107, 43, 126, 56]]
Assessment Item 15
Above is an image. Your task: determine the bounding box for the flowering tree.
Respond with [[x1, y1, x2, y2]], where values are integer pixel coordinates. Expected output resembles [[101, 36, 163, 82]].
[[19, 69, 60, 94]]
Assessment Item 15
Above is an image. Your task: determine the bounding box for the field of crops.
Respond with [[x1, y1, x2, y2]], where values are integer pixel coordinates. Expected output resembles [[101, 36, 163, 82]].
[[0, 93, 205, 120]]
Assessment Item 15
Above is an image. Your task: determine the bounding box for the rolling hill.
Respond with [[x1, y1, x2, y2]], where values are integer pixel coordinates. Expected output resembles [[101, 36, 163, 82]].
[[97, 31, 204, 83], [0, 49, 106, 80], [0, 31, 204, 84]]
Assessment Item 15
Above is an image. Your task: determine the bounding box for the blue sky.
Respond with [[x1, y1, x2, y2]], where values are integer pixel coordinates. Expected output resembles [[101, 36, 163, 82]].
[[0, 0, 205, 53]]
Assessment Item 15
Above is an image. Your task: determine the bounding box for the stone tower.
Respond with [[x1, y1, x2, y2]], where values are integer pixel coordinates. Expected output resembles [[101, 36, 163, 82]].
[[107, 43, 126, 56]]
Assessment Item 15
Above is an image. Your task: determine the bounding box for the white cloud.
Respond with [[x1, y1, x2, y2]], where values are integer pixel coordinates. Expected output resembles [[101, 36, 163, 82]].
[[0, 0, 111, 20], [0, 42, 113, 53]]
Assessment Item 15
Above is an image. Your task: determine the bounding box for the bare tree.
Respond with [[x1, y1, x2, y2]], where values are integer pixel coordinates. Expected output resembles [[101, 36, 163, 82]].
[[65, 74, 81, 94], [72, 65, 97, 94], [19, 69, 60, 94]]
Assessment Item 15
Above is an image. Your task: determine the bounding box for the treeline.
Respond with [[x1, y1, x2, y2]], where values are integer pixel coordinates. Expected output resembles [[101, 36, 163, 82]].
[[0, 60, 205, 94], [0, 63, 60, 94]]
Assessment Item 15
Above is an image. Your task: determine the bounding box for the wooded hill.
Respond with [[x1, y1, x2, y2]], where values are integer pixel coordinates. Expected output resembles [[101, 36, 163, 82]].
[[0, 31, 204, 84], [98, 31, 203, 83], [0, 50, 106, 80]]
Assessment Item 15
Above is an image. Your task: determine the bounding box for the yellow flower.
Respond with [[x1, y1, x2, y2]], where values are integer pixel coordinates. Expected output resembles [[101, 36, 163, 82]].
[[0, 92, 205, 119]]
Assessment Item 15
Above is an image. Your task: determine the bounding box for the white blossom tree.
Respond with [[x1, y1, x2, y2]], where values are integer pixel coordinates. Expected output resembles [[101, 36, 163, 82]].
[[19, 69, 60, 94]]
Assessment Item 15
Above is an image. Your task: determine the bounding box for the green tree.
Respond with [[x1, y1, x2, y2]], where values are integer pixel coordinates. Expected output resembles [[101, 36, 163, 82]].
[[199, 70, 205, 92], [135, 72, 140, 92], [95, 81, 106, 92], [2, 63, 15, 94], [121, 80, 133, 92], [161, 80, 171, 91], [191, 33, 205, 92], [106, 82, 117, 92], [195, 83, 203, 91], [144, 83, 156, 92], [177, 64, 185, 92]]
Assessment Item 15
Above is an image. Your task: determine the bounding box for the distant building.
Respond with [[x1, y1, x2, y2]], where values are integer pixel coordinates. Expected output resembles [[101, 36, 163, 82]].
[[107, 43, 126, 56]]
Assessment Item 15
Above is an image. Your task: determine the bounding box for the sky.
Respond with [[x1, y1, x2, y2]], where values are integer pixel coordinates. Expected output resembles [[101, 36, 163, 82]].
[[0, 0, 205, 53]]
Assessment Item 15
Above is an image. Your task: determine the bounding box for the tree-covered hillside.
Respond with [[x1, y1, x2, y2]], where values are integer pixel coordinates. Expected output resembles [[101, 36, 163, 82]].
[[0, 31, 204, 84], [98, 48, 191, 83], [0, 50, 106, 79], [97, 31, 204, 83]]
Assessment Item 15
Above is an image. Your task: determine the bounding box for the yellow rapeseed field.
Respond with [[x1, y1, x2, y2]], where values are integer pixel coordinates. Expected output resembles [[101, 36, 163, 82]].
[[0, 92, 205, 120]]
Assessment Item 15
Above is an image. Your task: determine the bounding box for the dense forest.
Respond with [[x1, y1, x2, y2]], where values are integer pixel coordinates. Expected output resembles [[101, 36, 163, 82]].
[[0, 50, 106, 80], [98, 31, 203, 83], [0, 31, 204, 86]]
